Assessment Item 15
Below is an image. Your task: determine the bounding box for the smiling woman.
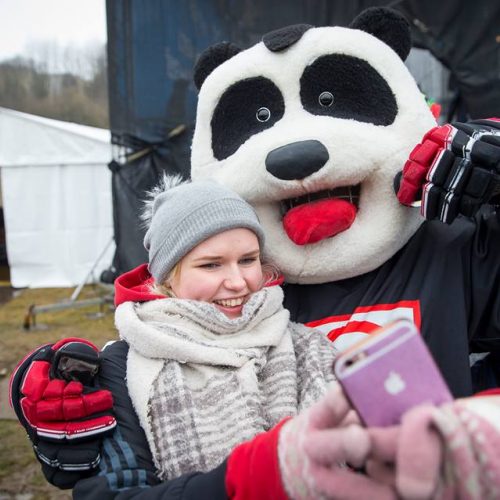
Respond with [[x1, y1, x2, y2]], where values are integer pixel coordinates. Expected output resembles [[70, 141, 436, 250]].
[[102, 176, 369, 496]]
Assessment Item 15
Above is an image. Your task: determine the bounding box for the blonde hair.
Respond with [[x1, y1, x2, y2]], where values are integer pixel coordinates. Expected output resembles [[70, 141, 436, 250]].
[[150, 261, 182, 297], [261, 262, 281, 287]]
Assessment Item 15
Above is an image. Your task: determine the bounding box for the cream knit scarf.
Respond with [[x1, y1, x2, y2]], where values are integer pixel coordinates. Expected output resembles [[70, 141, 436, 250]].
[[116, 286, 335, 479]]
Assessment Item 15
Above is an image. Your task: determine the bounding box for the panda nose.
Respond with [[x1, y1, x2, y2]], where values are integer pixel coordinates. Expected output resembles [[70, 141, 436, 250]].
[[265, 140, 329, 180]]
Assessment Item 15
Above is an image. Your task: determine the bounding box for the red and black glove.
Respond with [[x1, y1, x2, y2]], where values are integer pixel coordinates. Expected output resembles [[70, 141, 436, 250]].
[[396, 119, 500, 224], [9, 338, 116, 489]]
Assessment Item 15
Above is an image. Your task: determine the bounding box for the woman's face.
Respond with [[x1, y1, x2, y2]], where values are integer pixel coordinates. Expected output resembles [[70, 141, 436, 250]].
[[169, 228, 263, 319]]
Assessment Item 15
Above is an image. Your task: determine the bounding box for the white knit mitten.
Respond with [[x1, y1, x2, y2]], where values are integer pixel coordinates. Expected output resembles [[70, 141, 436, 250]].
[[278, 383, 396, 500], [368, 396, 500, 500]]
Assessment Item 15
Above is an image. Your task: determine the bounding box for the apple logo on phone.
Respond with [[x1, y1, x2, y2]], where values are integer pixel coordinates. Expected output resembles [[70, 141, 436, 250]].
[[384, 371, 406, 395]]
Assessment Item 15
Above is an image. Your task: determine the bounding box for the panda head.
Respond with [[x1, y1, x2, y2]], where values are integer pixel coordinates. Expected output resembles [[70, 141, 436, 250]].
[[191, 7, 437, 285]]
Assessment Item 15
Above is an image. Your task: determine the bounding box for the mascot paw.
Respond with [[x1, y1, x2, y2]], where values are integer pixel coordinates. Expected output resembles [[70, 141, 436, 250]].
[[396, 120, 500, 224]]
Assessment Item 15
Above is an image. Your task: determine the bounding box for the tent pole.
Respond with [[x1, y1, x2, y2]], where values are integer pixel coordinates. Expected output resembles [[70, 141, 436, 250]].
[[70, 237, 114, 302]]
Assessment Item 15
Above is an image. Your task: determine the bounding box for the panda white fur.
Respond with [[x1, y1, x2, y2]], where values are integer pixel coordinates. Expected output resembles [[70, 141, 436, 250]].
[[191, 8, 436, 284]]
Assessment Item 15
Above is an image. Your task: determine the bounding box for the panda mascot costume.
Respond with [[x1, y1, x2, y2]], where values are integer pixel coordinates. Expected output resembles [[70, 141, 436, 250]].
[[9, 7, 500, 499], [190, 8, 500, 399]]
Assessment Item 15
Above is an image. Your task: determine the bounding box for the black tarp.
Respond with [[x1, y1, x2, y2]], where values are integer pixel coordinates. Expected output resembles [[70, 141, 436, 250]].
[[106, 0, 396, 149], [104, 135, 192, 276], [396, 1, 500, 120], [104, 0, 500, 279]]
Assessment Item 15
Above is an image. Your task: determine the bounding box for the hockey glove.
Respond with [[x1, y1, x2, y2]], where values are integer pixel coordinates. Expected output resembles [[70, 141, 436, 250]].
[[396, 119, 500, 224], [9, 338, 116, 488]]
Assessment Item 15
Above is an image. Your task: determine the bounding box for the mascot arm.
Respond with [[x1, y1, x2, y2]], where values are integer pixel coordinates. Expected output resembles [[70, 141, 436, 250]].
[[396, 119, 500, 379], [467, 203, 500, 361], [76, 361, 394, 500], [10, 339, 290, 499], [73, 340, 229, 499], [397, 118, 500, 224], [9, 338, 116, 489], [73, 452, 228, 499]]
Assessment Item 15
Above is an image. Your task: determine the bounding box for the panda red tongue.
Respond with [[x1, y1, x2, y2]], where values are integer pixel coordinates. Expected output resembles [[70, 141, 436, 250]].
[[283, 198, 357, 245]]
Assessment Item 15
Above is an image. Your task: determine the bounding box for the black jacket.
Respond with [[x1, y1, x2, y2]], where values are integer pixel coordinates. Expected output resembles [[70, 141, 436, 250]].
[[73, 341, 228, 499], [284, 208, 500, 397]]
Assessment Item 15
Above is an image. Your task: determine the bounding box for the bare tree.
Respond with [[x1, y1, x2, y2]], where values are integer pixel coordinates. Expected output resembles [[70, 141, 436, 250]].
[[0, 41, 109, 128]]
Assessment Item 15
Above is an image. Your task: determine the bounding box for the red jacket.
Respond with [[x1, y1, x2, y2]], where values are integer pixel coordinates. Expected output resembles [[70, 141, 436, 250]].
[[114, 263, 165, 306]]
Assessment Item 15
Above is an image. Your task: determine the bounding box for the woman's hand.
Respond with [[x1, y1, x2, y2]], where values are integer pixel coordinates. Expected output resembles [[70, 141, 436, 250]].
[[278, 382, 396, 499], [367, 395, 500, 500]]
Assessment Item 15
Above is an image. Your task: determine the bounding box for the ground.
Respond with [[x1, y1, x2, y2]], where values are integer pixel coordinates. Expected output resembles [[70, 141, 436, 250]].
[[0, 285, 117, 499]]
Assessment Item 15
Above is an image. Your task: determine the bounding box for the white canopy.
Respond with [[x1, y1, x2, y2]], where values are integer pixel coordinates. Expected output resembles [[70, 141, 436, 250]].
[[0, 107, 115, 288]]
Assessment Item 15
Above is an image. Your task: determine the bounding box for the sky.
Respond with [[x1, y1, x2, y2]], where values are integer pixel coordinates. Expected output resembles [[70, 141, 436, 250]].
[[0, 0, 106, 62]]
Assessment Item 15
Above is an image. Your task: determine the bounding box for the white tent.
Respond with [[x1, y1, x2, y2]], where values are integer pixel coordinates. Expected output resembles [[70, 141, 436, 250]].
[[0, 107, 115, 288]]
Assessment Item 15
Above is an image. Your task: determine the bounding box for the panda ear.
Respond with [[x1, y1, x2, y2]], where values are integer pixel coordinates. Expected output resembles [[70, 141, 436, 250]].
[[349, 7, 411, 61], [193, 42, 242, 90]]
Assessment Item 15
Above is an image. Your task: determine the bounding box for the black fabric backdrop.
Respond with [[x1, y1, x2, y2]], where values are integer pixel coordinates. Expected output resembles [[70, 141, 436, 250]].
[[104, 0, 500, 280]]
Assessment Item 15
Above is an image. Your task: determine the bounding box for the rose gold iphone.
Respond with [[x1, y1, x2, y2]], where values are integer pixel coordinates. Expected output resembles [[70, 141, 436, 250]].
[[333, 319, 453, 426]]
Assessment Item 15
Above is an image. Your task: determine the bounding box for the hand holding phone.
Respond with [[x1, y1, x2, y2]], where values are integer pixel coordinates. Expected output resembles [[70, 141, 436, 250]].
[[333, 319, 452, 427]]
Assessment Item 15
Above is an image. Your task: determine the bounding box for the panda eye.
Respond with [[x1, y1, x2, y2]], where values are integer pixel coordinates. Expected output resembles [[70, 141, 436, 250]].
[[256, 107, 271, 122], [318, 91, 334, 107]]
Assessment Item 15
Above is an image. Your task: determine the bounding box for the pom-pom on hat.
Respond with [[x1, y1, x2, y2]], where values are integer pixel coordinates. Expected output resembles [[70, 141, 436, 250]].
[[143, 176, 265, 284]]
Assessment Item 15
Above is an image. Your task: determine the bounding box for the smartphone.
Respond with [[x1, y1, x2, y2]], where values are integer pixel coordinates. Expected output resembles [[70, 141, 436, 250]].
[[333, 319, 452, 427]]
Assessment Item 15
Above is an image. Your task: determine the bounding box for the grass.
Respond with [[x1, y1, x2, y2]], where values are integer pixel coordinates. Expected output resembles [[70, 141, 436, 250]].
[[0, 284, 118, 499]]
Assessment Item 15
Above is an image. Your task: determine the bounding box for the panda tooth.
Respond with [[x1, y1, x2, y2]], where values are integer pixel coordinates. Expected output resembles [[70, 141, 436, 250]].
[[280, 185, 360, 217]]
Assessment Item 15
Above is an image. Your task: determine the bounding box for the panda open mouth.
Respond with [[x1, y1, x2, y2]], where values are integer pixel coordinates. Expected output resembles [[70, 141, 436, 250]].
[[281, 185, 361, 213], [280, 185, 361, 245]]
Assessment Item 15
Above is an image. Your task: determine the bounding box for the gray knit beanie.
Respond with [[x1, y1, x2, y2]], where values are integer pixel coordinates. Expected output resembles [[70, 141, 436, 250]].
[[143, 178, 265, 284]]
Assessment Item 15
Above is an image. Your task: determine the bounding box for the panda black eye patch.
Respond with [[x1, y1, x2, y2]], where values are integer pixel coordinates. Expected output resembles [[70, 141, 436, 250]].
[[300, 54, 397, 125], [211, 77, 285, 160]]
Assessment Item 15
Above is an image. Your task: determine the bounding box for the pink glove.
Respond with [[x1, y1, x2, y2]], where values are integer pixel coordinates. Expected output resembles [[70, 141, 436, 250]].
[[367, 396, 500, 500], [278, 383, 396, 499], [367, 405, 442, 499]]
